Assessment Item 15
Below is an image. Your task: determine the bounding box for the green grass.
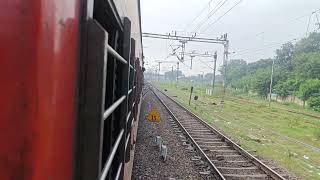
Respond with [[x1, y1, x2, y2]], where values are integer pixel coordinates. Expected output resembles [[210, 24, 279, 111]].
[[155, 81, 320, 180]]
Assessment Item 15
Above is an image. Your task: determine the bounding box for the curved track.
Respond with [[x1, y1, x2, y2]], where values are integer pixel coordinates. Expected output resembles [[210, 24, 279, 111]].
[[151, 86, 287, 180]]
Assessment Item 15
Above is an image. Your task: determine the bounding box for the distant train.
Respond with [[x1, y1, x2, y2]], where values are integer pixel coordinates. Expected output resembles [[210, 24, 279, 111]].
[[0, 0, 143, 180]]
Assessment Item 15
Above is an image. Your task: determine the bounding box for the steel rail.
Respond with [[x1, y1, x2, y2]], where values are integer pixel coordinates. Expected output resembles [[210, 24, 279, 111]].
[[152, 85, 286, 180], [150, 87, 225, 180]]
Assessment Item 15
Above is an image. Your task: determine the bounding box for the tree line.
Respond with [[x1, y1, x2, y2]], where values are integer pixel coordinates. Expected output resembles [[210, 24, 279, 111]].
[[223, 32, 320, 111]]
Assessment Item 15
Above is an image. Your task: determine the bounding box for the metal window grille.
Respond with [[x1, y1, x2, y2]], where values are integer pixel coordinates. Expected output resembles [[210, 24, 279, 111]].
[[75, 0, 143, 180]]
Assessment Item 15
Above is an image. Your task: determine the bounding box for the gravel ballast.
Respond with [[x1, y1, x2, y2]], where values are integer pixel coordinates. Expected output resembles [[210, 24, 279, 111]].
[[132, 91, 213, 180]]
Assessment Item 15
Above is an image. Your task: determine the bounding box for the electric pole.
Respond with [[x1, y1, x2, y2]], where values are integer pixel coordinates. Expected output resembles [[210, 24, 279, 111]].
[[222, 34, 229, 104], [269, 58, 275, 107], [176, 62, 179, 87], [171, 66, 174, 85], [201, 71, 204, 87], [190, 55, 195, 69], [158, 62, 161, 81], [212, 51, 217, 95]]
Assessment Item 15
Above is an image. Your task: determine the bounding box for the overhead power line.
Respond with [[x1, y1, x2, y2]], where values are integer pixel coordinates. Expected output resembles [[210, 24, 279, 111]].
[[192, 0, 229, 33], [233, 38, 300, 57], [197, 58, 214, 70], [142, 32, 227, 44], [201, 0, 243, 33], [184, 0, 214, 31], [234, 38, 299, 54], [306, 13, 313, 36]]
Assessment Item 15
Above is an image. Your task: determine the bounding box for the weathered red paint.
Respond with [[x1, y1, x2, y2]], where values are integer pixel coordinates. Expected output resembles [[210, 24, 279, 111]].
[[0, 0, 79, 179]]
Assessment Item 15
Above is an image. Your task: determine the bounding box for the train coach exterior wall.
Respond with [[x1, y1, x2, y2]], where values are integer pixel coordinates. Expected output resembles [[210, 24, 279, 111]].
[[0, 0, 80, 179], [112, 1, 144, 179], [114, 0, 143, 62]]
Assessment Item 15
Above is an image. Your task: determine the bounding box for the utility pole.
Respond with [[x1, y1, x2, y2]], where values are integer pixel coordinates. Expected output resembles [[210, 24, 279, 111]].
[[269, 58, 275, 107], [212, 51, 217, 95], [158, 62, 161, 81], [222, 34, 229, 104], [176, 62, 179, 87], [189, 86, 194, 105], [190, 55, 195, 69], [201, 71, 204, 87], [171, 66, 174, 85]]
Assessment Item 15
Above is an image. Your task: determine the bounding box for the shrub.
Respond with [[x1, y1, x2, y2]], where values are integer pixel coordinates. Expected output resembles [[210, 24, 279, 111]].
[[308, 94, 320, 112]]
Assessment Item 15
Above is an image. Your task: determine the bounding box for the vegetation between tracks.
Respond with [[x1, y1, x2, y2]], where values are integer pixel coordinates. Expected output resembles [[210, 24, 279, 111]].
[[155, 81, 320, 179]]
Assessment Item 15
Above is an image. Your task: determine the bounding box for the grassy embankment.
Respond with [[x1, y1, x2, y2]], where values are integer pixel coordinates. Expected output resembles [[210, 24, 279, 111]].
[[154, 81, 320, 180]]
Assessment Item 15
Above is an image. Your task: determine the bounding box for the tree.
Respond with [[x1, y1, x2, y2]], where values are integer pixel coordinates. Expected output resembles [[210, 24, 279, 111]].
[[232, 75, 253, 92], [247, 59, 273, 74], [293, 53, 320, 79], [295, 32, 320, 54], [274, 78, 302, 98], [220, 59, 247, 87], [308, 94, 320, 112], [250, 66, 285, 98], [250, 69, 272, 98], [297, 79, 320, 107], [275, 42, 294, 70], [274, 81, 290, 98], [217, 32, 320, 112]]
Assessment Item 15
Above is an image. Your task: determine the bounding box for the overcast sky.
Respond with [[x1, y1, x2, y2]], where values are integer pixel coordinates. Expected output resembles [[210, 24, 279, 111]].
[[141, 0, 320, 75]]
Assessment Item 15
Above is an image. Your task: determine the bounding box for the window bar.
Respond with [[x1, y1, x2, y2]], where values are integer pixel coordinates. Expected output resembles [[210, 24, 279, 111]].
[[114, 163, 123, 180], [100, 129, 124, 180], [125, 133, 130, 150], [126, 111, 131, 123], [103, 95, 126, 120], [107, 45, 127, 64]]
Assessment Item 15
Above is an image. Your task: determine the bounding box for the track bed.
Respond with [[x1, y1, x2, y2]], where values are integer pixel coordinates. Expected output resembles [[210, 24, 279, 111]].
[[152, 86, 287, 180]]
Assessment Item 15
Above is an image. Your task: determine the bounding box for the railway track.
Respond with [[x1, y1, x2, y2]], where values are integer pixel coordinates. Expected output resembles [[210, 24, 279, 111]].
[[151, 86, 287, 180]]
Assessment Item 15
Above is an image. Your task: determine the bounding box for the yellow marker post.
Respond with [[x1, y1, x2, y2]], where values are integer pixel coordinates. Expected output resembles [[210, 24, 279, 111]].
[[146, 108, 161, 122]]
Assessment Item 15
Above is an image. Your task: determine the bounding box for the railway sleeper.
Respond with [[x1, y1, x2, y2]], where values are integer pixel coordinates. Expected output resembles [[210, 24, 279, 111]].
[[217, 166, 263, 176], [190, 133, 216, 137], [210, 160, 253, 167], [198, 142, 227, 146], [200, 145, 231, 150], [191, 134, 219, 139], [183, 126, 207, 130], [209, 149, 238, 154], [222, 173, 271, 180], [181, 121, 204, 124], [193, 137, 221, 141], [182, 125, 205, 128], [186, 129, 211, 132], [211, 154, 248, 162]]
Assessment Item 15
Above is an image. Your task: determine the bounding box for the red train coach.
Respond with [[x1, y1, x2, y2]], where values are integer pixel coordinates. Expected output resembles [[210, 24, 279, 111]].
[[0, 0, 144, 179]]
